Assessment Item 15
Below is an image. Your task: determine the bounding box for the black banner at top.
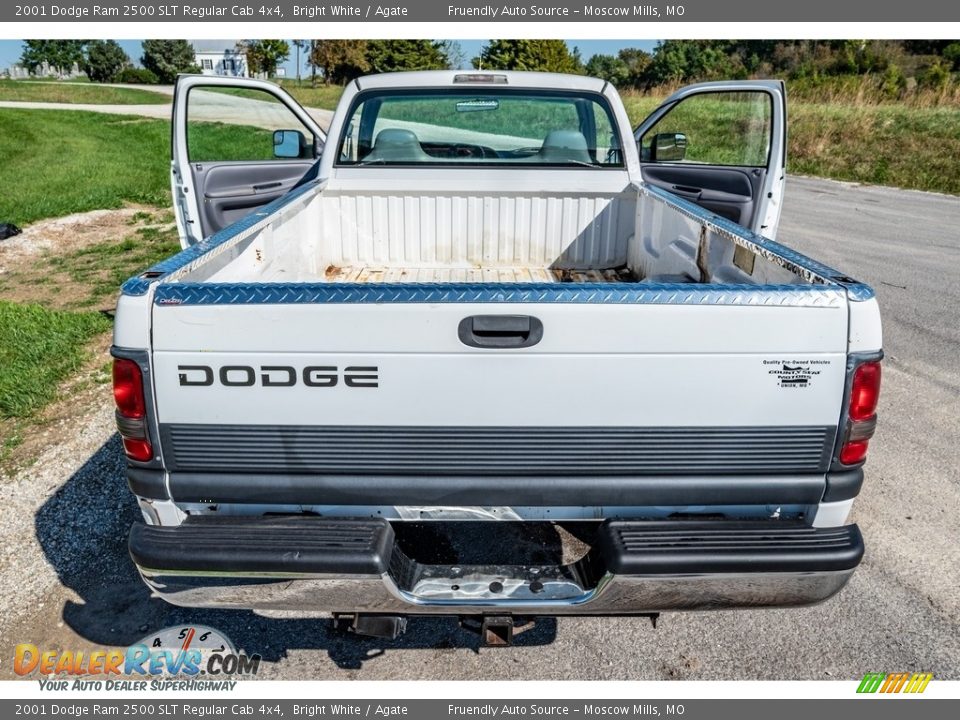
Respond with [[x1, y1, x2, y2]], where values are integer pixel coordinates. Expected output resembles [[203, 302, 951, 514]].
[[4, 0, 960, 23]]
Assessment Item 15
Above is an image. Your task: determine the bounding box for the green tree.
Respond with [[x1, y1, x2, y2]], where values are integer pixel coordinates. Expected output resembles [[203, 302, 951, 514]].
[[20, 40, 85, 77], [585, 54, 629, 86], [365, 40, 448, 73], [240, 39, 290, 78], [943, 42, 960, 70], [617, 48, 653, 88], [880, 63, 907, 98], [141, 40, 200, 83], [473, 40, 584, 74], [309, 40, 369, 84], [646, 40, 744, 85], [83, 40, 129, 83], [917, 60, 951, 90]]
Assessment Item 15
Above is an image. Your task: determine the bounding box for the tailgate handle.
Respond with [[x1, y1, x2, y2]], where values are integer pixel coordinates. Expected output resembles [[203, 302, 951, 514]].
[[458, 315, 543, 349]]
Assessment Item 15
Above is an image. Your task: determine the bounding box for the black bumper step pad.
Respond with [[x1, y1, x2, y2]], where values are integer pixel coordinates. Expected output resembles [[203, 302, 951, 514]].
[[129, 516, 394, 576], [598, 521, 864, 575], [130, 517, 863, 581]]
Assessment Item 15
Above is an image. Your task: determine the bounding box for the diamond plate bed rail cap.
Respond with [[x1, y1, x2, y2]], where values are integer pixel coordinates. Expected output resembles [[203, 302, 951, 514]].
[[151, 281, 848, 307]]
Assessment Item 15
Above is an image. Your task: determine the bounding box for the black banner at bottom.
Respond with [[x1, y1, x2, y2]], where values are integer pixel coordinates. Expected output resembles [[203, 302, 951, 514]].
[[1, 699, 956, 720]]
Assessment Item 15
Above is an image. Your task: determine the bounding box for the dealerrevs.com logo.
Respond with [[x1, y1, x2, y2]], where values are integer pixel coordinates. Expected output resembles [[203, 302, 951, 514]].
[[14, 625, 260, 691]]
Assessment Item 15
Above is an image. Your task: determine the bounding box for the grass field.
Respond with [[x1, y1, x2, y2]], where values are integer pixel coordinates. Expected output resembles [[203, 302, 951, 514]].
[[0, 110, 278, 226], [0, 110, 170, 226], [0, 79, 168, 105], [0, 301, 112, 420], [280, 81, 348, 111]]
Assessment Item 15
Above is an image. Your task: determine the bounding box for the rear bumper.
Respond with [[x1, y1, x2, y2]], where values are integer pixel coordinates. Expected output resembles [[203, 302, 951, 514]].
[[129, 517, 863, 615]]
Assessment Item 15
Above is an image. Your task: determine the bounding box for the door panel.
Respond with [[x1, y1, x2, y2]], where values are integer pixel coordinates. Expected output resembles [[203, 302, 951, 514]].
[[640, 165, 763, 226], [171, 75, 326, 246], [634, 81, 786, 238], [194, 161, 314, 233]]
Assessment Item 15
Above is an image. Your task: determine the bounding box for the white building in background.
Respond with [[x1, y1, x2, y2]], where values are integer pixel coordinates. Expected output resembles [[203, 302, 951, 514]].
[[193, 48, 248, 77]]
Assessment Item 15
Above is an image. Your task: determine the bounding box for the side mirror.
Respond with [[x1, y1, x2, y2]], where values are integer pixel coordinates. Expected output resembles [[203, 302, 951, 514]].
[[273, 129, 307, 159], [650, 132, 688, 162]]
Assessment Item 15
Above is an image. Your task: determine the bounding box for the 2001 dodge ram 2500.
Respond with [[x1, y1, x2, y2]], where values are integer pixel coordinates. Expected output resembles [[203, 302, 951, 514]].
[[115, 71, 881, 638]]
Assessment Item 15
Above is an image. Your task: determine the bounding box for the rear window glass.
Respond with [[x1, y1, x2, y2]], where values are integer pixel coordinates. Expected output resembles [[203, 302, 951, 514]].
[[336, 90, 623, 168]]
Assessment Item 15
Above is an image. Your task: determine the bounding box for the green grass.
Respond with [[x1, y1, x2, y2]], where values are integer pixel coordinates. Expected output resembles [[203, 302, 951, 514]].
[[788, 103, 960, 193], [0, 109, 278, 226], [188, 121, 277, 162], [0, 109, 170, 225], [279, 81, 347, 111], [21, 76, 91, 83], [0, 79, 168, 104], [0, 301, 111, 419]]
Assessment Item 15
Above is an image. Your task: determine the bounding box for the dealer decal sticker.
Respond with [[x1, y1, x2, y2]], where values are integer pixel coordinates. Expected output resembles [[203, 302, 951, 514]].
[[764, 359, 831, 389]]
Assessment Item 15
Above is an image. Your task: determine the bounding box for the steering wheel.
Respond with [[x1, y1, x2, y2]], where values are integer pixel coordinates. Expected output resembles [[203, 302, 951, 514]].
[[451, 143, 485, 159]]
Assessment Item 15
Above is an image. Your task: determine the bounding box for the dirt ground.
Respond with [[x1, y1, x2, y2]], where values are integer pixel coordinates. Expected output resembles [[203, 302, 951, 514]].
[[0, 208, 145, 276]]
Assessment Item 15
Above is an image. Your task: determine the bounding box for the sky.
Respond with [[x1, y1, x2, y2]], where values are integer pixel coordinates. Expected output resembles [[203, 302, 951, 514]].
[[0, 39, 659, 75]]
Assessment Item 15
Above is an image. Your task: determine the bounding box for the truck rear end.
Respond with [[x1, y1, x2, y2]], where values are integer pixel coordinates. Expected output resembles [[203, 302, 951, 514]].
[[113, 71, 881, 634]]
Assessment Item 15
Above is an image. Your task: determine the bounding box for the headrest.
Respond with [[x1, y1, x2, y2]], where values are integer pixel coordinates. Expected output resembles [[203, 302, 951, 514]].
[[374, 128, 421, 149], [541, 130, 589, 152]]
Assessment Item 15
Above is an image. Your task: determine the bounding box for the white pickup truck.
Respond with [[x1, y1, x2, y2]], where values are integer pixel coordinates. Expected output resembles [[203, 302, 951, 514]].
[[115, 70, 881, 642]]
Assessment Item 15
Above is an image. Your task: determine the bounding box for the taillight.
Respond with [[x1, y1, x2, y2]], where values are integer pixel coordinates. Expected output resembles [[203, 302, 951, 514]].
[[112, 358, 153, 462], [839, 360, 881, 465]]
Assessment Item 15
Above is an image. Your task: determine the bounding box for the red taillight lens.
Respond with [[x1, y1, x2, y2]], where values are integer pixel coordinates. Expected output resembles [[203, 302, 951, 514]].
[[849, 361, 881, 421], [839, 439, 870, 465], [113, 357, 152, 462], [122, 437, 154, 463], [113, 358, 146, 418], [839, 360, 882, 466]]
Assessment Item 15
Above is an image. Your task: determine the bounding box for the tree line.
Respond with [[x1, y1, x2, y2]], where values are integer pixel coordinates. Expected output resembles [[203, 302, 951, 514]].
[[294, 39, 960, 94], [16, 39, 960, 93]]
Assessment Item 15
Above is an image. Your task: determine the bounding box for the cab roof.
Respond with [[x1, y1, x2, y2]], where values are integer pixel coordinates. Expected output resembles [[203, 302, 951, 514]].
[[352, 70, 608, 94]]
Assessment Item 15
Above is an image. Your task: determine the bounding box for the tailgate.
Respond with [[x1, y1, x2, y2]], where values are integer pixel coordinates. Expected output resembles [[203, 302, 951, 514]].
[[149, 292, 849, 479]]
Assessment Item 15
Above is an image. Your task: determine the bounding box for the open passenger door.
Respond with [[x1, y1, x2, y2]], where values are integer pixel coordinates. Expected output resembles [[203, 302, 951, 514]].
[[633, 80, 786, 239], [171, 75, 327, 247]]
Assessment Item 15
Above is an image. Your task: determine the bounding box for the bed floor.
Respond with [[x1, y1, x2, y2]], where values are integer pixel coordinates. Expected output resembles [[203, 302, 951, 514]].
[[319, 265, 640, 284]]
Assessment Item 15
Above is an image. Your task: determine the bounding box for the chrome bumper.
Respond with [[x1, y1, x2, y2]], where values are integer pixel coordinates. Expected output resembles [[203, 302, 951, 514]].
[[136, 568, 856, 615], [129, 517, 863, 615]]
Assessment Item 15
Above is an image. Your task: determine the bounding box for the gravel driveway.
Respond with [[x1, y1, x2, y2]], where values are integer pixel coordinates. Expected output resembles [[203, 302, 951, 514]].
[[0, 176, 958, 680]]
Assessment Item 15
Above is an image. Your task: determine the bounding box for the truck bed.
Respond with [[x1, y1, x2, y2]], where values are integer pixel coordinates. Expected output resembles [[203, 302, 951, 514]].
[[186, 186, 804, 288]]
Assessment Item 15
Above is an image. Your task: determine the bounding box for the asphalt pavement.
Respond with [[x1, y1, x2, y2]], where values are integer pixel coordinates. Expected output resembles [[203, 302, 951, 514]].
[[0, 176, 958, 680]]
